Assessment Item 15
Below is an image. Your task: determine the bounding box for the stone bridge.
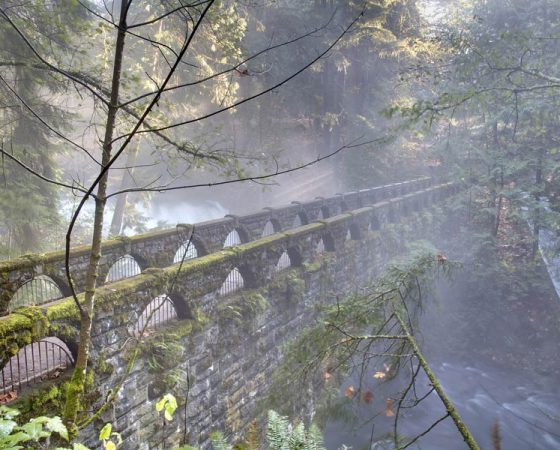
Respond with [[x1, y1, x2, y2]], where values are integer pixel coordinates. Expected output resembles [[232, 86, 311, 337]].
[[0, 178, 457, 449]]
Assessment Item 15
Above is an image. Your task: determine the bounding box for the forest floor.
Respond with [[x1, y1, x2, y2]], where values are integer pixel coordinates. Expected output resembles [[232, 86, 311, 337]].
[[423, 208, 560, 390]]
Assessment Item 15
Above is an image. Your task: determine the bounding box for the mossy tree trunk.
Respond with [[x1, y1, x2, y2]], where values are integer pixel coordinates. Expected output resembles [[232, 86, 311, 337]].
[[63, 1, 129, 432], [393, 306, 480, 450]]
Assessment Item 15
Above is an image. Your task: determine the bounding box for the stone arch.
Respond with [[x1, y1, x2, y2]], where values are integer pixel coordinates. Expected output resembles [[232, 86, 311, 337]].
[[348, 222, 362, 240], [314, 233, 337, 255], [0, 337, 74, 398], [287, 246, 303, 267], [292, 211, 309, 228], [218, 267, 245, 296], [315, 238, 325, 255], [168, 292, 193, 320], [105, 254, 142, 282], [317, 206, 330, 220], [173, 236, 208, 264], [223, 227, 249, 248], [262, 219, 281, 238], [322, 232, 336, 252], [9, 275, 65, 312], [133, 294, 179, 336], [275, 251, 291, 272]]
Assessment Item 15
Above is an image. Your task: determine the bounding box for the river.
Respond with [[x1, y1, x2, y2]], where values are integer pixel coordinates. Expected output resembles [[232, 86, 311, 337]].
[[323, 271, 560, 449]]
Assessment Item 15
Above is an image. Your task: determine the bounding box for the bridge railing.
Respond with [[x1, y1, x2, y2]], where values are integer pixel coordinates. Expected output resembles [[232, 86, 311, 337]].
[[0, 178, 434, 315]]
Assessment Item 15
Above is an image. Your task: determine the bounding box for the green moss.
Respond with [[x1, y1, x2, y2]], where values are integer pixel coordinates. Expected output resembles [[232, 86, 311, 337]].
[[14, 383, 64, 420], [46, 298, 81, 322], [142, 333, 185, 372], [96, 352, 114, 377], [164, 249, 236, 276], [216, 289, 270, 330], [231, 232, 287, 254], [0, 307, 49, 365], [286, 274, 305, 304], [170, 309, 209, 339], [303, 260, 321, 273]]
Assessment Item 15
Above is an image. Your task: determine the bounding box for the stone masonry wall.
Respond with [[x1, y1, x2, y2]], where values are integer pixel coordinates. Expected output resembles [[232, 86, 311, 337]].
[[0, 181, 457, 449]]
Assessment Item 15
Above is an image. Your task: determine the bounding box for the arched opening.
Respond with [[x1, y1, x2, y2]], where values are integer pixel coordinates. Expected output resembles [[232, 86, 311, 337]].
[[219, 268, 244, 295], [292, 212, 309, 228], [317, 206, 330, 220], [0, 337, 74, 398], [262, 219, 281, 238], [348, 223, 362, 240], [287, 247, 303, 267], [275, 251, 292, 272], [323, 233, 336, 251], [106, 255, 142, 282], [173, 240, 198, 263], [224, 228, 248, 248], [315, 238, 325, 255], [10, 275, 64, 311], [134, 295, 179, 337]]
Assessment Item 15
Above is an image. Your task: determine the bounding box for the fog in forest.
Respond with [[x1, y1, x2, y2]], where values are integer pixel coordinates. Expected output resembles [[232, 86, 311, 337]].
[[1, 0, 559, 449]]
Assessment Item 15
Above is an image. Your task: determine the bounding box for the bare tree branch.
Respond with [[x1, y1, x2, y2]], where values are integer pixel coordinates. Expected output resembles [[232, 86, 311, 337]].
[[105, 136, 385, 199]]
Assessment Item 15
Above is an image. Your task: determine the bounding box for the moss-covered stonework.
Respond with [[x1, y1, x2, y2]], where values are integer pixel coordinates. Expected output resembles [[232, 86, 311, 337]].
[[0, 181, 458, 450], [0, 179, 436, 316]]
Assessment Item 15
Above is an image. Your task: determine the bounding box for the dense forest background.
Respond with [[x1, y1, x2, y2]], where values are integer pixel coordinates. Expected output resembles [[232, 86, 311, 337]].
[[2, 0, 559, 259], [0, 0, 426, 258]]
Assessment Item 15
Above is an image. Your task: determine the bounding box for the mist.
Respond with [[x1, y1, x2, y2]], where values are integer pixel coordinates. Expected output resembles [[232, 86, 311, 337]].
[[1, 0, 559, 449]]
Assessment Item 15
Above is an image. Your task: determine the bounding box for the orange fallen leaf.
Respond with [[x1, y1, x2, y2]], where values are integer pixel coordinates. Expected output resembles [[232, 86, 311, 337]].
[[373, 371, 386, 379], [344, 386, 355, 398], [0, 391, 17, 404], [362, 391, 374, 404], [385, 399, 394, 417]]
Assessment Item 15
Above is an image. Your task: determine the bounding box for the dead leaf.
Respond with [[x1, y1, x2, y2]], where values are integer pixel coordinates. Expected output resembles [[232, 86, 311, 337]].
[[323, 372, 332, 381], [0, 391, 17, 404], [344, 386, 355, 398], [362, 391, 374, 404], [437, 254, 447, 264], [385, 399, 394, 417]]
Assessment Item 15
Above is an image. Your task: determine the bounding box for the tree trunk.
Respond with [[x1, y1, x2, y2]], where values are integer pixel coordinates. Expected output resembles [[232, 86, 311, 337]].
[[494, 168, 504, 237], [64, 1, 128, 431], [109, 144, 139, 236]]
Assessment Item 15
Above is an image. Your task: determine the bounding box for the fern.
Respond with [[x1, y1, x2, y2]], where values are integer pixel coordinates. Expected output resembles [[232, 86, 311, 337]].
[[266, 410, 290, 450], [266, 410, 326, 450], [210, 431, 233, 450], [307, 424, 325, 450]]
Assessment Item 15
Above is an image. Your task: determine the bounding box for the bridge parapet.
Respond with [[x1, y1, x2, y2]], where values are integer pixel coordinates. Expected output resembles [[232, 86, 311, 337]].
[[0, 178, 434, 315]]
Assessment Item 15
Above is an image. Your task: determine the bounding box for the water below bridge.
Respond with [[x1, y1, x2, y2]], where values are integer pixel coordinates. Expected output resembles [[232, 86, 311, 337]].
[[324, 270, 560, 449]]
